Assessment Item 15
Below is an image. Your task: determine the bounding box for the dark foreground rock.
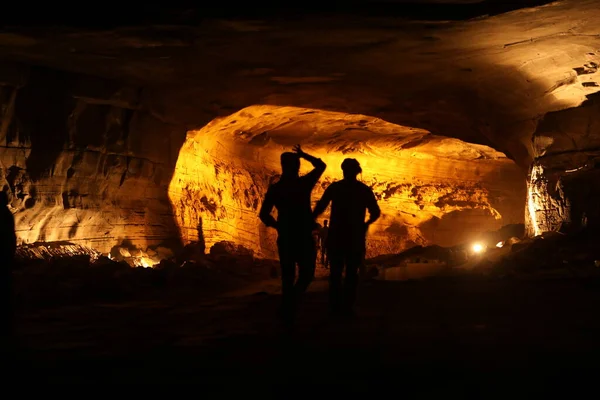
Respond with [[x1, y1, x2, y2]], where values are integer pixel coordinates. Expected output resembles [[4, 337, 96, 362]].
[[9, 277, 600, 393], [12, 243, 279, 309]]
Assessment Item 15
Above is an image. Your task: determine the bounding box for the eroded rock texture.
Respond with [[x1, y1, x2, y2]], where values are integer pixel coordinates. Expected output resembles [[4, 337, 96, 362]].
[[169, 105, 525, 258], [1, 0, 599, 171], [526, 92, 600, 236], [0, 64, 184, 253], [2, 0, 600, 257]]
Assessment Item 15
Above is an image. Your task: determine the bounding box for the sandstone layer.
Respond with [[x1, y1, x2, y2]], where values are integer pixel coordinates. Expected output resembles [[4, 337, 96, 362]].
[[1, 0, 600, 259], [169, 105, 525, 258], [1, 0, 599, 169], [0, 66, 185, 254], [526, 92, 600, 236]]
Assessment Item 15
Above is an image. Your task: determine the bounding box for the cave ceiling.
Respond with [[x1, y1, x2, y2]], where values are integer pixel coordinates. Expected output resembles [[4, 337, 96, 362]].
[[1, 0, 599, 168]]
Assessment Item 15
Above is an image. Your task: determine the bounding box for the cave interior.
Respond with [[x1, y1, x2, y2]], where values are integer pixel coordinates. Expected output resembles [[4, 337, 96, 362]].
[[3, 0, 600, 389]]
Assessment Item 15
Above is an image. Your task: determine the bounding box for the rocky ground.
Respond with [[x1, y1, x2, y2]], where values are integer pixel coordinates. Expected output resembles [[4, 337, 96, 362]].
[[6, 231, 600, 392], [12, 243, 282, 310], [8, 278, 600, 393]]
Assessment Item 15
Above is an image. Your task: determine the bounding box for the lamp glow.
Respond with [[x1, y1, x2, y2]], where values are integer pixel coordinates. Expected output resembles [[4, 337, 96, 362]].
[[472, 243, 484, 253]]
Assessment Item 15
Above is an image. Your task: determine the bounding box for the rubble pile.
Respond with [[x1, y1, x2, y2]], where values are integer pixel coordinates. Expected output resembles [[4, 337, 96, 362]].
[[488, 229, 600, 279], [108, 240, 175, 268], [15, 241, 101, 263], [367, 222, 600, 281], [12, 240, 279, 309]]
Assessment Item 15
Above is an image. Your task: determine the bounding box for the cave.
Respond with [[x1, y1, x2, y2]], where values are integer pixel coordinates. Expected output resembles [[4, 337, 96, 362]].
[[3, 0, 600, 389], [169, 104, 524, 259]]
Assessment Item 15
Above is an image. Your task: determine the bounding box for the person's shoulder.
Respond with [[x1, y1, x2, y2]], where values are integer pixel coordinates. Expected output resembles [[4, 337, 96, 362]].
[[357, 181, 373, 190], [324, 180, 343, 191], [357, 181, 376, 195]]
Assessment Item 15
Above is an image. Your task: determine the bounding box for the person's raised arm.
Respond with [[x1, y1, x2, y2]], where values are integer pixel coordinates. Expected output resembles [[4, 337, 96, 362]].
[[365, 188, 381, 227], [259, 186, 278, 229], [313, 186, 333, 219], [293, 144, 326, 185]]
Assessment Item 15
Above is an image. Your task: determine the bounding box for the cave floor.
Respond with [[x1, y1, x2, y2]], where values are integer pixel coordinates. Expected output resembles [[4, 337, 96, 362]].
[[9, 276, 600, 393]]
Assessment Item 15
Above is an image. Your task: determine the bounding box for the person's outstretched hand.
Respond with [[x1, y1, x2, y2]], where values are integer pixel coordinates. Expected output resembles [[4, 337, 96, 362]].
[[292, 144, 305, 156]]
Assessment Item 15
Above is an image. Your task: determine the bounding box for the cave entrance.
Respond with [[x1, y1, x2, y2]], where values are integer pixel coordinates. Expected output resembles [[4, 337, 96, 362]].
[[168, 105, 526, 259]]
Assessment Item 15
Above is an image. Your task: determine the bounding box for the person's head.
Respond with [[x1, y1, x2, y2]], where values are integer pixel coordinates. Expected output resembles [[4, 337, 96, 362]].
[[0, 191, 8, 207], [341, 158, 362, 180], [324, 220, 328, 227], [280, 152, 300, 177]]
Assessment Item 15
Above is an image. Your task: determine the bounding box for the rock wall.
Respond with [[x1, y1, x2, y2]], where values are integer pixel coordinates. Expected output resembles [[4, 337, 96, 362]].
[[1, 63, 526, 260], [526, 92, 600, 236], [169, 105, 525, 259], [2, 0, 600, 259], [2, 0, 599, 175], [0, 63, 185, 253]]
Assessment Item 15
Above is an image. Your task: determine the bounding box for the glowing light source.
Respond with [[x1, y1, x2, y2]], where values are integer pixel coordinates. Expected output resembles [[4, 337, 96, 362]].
[[496, 241, 504, 248], [134, 256, 156, 268], [472, 243, 484, 253]]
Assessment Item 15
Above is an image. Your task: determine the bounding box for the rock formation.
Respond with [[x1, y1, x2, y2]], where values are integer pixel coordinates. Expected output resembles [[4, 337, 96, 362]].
[[527, 92, 600, 236], [1, 0, 600, 261], [169, 105, 524, 258], [0, 65, 185, 254]]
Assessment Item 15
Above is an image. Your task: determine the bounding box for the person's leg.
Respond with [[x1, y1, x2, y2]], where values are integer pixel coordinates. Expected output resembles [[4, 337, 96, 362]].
[[277, 240, 296, 325], [328, 249, 344, 315], [295, 237, 316, 295], [343, 251, 362, 315]]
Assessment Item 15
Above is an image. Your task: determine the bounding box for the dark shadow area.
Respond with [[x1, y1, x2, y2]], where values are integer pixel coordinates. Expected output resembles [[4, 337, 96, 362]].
[[0, 1, 559, 28], [9, 221, 600, 390], [12, 242, 277, 310], [0, 190, 16, 354], [73, 104, 110, 148], [8, 277, 600, 393], [14, 68, 74, 181], [178, 218, 206, 263]]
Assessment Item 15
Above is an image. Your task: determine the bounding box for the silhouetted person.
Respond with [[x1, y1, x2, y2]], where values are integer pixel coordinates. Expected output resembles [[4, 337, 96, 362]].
[[312, 222, 321, 258], [319, 220, 329, 268], [259, 145, 326, 327], [313, 158, 380, 317], [0, 191, 16, 353]]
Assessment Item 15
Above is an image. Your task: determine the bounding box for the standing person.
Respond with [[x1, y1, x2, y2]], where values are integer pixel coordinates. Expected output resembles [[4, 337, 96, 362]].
[[259, 145, 326, 327], [319, 220, 329, 268], [312, 222, 322, 256], [0, 191, 16, 354], [313, 158, 380, 317]]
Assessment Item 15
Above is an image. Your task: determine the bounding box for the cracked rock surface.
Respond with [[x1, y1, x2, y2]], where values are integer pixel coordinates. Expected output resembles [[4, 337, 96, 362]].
[[1, 0, 600, 256]]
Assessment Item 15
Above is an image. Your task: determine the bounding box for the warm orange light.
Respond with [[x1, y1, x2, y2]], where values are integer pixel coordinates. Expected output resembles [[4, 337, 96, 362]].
[[136, 257, 156, 268], [168, 105, 522, 259], [472, 243, 484, 253]]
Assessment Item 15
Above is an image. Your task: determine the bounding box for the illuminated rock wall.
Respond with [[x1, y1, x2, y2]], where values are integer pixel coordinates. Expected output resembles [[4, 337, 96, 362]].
[[169, 105, 525, 258], [2, 0, 600, 258], [0, 64, 184, 253], [1, 64, 527, 259], [1, 64, 525, 260], [526, 92, 600, 236]]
